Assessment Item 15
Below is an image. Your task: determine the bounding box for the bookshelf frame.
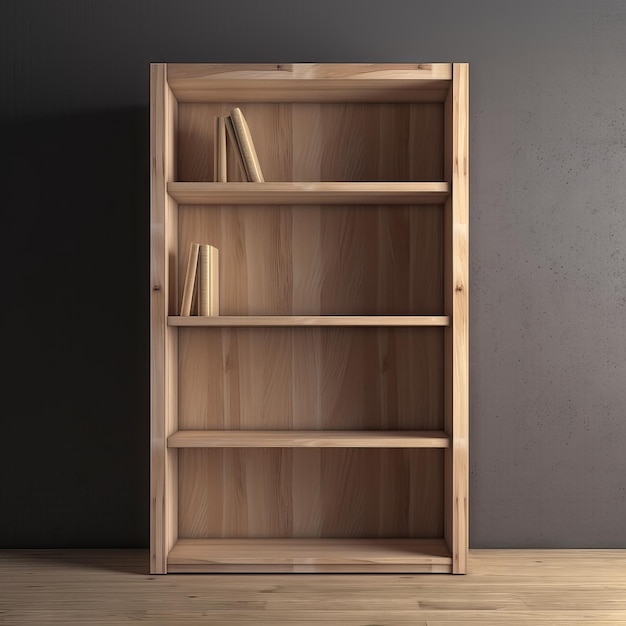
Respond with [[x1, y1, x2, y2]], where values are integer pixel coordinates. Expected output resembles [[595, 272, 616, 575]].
[[150, 63, 468, 574]]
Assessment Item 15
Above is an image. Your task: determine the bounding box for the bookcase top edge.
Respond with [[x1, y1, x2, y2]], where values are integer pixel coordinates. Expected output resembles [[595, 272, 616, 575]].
[[164, 64, 453, 102], [165, 63, 451, 83], [165, 62, 453, 70]]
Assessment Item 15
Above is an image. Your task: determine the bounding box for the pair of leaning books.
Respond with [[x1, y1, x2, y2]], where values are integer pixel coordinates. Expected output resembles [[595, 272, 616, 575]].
[[214, 107, 265, 182], [180, 243, 219, 316]]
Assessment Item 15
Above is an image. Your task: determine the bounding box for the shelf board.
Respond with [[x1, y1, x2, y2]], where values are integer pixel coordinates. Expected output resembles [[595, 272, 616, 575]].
[[168, 315, 450, 327], [167, 182, 449, 205], [167, 538, 452, 573], [167, 63, 452, 103], [168, 430, 450, 449]]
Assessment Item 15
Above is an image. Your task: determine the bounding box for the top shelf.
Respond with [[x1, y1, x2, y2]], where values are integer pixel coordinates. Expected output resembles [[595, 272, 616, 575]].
[[168, 182, 449, 205], [166, 63, 452, 103]]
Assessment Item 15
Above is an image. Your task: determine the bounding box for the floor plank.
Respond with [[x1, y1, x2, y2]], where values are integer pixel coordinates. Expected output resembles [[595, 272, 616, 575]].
[[0, 549, 625, 624]]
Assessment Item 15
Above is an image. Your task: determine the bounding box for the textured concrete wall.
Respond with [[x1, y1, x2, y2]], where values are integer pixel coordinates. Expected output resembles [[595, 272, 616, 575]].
[[1, 0, 625, 547]]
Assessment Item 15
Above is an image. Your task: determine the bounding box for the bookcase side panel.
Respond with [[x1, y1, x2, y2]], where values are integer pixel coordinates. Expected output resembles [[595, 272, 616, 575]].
[[150, 63, 179, 573], [443, 63, 469, 574]]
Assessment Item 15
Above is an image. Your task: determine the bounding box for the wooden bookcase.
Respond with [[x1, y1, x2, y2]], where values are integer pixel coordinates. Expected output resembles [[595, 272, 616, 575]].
[[150, 63, 468, 574]]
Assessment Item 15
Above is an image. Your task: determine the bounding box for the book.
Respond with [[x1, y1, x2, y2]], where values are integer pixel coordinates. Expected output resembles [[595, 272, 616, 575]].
[[180, 242, 200, 316], [213, 116, 227, 182], [229, 107, 265, 182], [224, 115, 248, 180], [198, 244, 220, 316]]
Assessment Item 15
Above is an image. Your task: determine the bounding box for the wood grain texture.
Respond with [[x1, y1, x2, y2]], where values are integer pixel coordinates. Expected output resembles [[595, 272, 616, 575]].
[[168, 430, 450, 448], [169, 315, 449, 326], [177, 448, 443, 539], [443, 63, 469, 574], [177, 102, 214, 182], [168, 538, 451, 573], [167, 63, 452, 102], [168, 181, 449, 204], [149, 64, 179, 574], [3, 550, 626, 623], [177, 204, 443, 316], [152, 63, 466, 575], [176, 102, 443, 182], [178, 327, 443, 431]]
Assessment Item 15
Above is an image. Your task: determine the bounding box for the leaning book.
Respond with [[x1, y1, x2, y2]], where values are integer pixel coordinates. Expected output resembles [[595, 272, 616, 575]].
[[229, 107, 265, 182]]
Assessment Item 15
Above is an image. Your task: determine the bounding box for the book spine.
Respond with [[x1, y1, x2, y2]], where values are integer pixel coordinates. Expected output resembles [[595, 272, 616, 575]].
[[198, 244, 220, 316], [225, 114, 248, 180], [210, 245, 220, 316], [180, 242, 200, 316], [229, 107, 265, 182], [198, 244, 209, 316], [214, 116, 228, 182]]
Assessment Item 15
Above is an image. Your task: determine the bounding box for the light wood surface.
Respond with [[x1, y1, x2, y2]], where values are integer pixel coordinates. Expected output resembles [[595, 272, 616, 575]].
[[178, 327, 443, 430], [167, 63, 452, 102], [168, 181, 449, 203], [2, 550, 626, 624], [175, 102, 444, 183], [149, 63, 179, 574], [177, 204, 443, 316], [152, 63, 467, 574], [169, 315, 449, 326], [177, 99, 212, 182], [443, 63, 469, 574], [168, 430, 450, 448], [168, 538, 451, 573], [177, 448, 443, 541]]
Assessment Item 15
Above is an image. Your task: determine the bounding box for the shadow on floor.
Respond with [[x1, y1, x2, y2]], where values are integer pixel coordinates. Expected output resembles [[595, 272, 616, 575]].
[[3, 549, 151, 576]]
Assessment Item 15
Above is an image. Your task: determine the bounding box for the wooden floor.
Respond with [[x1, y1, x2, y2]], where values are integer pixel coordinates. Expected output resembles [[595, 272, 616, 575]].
[[1, 550, 625, 624]]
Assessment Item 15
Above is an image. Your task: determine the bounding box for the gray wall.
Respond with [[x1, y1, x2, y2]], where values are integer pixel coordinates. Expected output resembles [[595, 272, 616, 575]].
[[1, 0, 625, 548]]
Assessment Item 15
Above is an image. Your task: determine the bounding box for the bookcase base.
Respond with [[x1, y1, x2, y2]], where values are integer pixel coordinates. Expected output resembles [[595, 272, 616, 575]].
[[166, 538, 453, 573]]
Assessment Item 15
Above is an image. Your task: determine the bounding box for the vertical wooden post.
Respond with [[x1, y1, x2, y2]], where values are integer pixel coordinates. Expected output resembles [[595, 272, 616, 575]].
[[150, 63, 179, 574], [444, 63, 469, 573]]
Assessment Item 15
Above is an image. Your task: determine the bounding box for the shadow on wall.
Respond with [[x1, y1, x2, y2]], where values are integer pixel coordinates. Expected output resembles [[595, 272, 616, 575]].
[[0, 109, 150, 548]]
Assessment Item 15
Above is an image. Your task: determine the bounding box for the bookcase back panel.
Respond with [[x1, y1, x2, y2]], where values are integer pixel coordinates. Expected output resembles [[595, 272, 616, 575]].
[[178, 204, 443, 316], [178, 448, 443, 538], [178, 327, 443, 431], [177, 102, 443, 182]]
